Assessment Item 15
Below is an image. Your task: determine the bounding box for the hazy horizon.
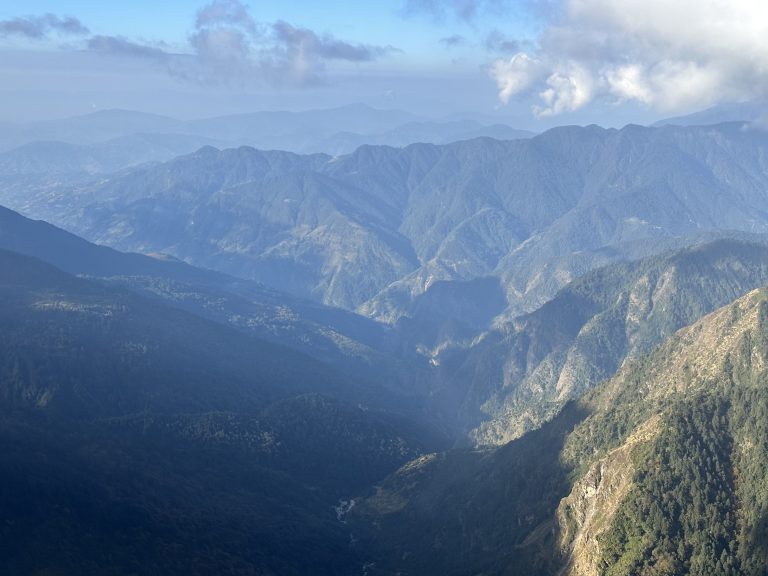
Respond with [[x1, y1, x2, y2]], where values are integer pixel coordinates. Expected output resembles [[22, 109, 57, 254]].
[[3, 0, 766, 129]]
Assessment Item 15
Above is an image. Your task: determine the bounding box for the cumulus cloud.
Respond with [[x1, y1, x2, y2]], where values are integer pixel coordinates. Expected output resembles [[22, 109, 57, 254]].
[[187, 5, 255, 81], [490, 0, 768, 116], [534, 63, 594, 116], [0, 14, 89, 38], [489, 52, 543, 102]]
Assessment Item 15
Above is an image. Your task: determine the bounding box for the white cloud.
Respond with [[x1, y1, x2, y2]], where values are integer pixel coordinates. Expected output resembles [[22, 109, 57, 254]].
[[490, 0, 768, 115], [88, 0, 392, 87], [605, 64, 652, 104], [534, 64, 593, 116], [489, 52, 542, 103]]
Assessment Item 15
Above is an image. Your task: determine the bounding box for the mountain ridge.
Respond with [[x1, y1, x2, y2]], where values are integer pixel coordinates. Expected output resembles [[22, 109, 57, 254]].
[[0, 104, 533, 160], [7, 122, 768, 331], [442, 238, 768, 444]]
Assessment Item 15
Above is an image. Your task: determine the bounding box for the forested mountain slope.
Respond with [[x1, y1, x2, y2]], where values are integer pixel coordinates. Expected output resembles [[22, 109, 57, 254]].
[[0, 203, 428, 391], [0, 248, 444, 575], [350, 286, 768, 575], [436, 239, 768, 444]]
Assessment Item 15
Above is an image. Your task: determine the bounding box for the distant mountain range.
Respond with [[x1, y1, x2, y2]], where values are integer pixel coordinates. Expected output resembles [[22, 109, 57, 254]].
[[6, 122, 768, 343], [0, 133, 225, 175], [654, 100, 768, 127], [0, 105, 533, 170]]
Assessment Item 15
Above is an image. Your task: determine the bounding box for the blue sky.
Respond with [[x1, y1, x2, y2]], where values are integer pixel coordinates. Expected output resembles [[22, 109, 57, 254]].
[[0, 1, 763, 126], [0, 0, 542, 76], [0, 1, 539, 52]]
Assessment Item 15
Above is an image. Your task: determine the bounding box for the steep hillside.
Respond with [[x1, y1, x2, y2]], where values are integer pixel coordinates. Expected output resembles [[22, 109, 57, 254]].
[[0, 248, 376, 415], [349, 287, 768, 575], [441, 239, 768, 444], [0, 204, 425, 391], [0, 248, 444, 575]]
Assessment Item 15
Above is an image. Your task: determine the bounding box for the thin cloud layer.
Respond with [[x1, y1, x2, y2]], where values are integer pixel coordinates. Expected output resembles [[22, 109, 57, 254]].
[[195, 0, 257, 32], [440, 34, 466, 47], [484, 29, 520, 54], [183, 1, 391, 85], [87, 36, 168, 60], [52, 0, 391, 87], [0, 14, 89, 38], [272, 20, 387, 63], [402, 0, 512, 22], [490, 0, 768, 116]]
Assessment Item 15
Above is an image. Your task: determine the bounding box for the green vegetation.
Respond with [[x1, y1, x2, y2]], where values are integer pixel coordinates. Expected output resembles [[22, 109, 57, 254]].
[[462, 239, 768, 445], [600, 393, 738, 575], [0, 249, 444, 575], [599, 383, 768, 575], [353, 288, 768, 575], [351, 401, 588, 576]]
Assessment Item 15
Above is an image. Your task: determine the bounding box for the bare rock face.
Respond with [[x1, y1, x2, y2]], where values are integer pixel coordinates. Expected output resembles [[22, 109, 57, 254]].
[[463, 240, 768, 445], [351, 287, 768, 575], [557, 415, 661, 576]]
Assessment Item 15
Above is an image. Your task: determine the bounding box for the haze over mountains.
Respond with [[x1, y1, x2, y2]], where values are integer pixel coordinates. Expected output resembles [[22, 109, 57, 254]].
[[653, 100, 768, 127], [6, 0, 768, 571], [0, 104, 533, 170], [6, 121, 768, 337], [2, 99, 759, 179], [0, 204, 433, 395], [3, 97, 768, 575]]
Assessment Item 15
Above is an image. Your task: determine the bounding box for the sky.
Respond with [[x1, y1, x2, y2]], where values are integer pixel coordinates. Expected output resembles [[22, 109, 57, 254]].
[[1, 0, 766, 128]]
